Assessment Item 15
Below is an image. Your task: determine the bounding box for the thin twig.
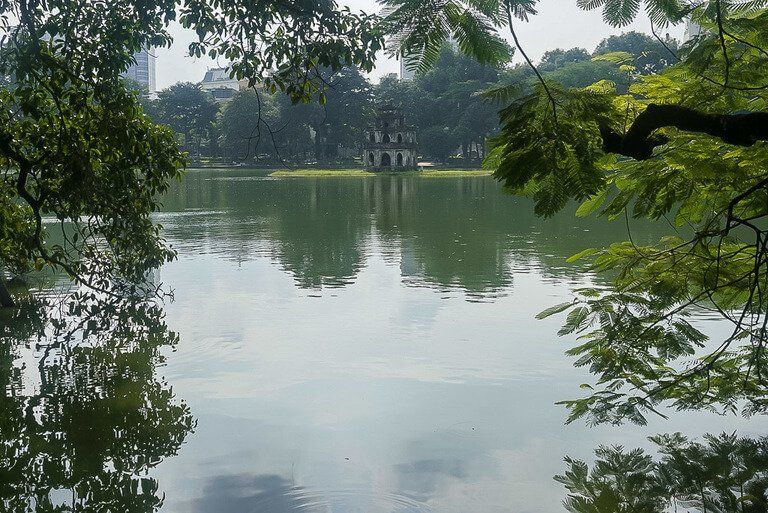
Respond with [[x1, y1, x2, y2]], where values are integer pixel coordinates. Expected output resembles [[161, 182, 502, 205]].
[[505, 5, 557, 124]]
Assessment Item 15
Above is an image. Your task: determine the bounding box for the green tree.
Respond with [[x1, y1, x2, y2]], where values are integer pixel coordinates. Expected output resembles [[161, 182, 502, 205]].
[[419, 125, 459, 162], [219, 89, 281, 162], [217, 68, 373, 165], [539, 47, 591, 72], [375, 44, 502, 163], [544, 59, 626, 90], [263, 92, 313, 162], [594, 31, 678, 73], [384, 0, 768, 424], [378, 42, 625, 166], [375, 73, 423, 114], [0, 0, 381, 308], [304, 67, 375, 164], [155, 82, 219, 158], [418, 45, 501, 162]]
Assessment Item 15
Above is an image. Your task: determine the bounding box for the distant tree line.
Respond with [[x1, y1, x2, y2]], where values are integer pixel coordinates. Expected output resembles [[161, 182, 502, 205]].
[[140, 31, 676, 167]]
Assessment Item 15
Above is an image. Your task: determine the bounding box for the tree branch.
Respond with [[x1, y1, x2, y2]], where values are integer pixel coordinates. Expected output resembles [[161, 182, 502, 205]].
[[599, 104, 768, 160], [506, 6, 557, 124]]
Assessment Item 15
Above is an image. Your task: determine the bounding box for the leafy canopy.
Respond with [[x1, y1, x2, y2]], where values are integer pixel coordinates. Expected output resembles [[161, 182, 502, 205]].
[[0, 0, 382, 304], [152, 82, 219, 157], [532, 6, 768, 425], [382, 0, 768, 425]]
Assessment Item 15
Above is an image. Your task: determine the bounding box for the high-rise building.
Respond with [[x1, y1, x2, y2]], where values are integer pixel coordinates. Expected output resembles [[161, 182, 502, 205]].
[[399, 58, 415, 81], [683, 1, 704, 41], [123, 47, 156, 97], [684, 19, 703, 40]]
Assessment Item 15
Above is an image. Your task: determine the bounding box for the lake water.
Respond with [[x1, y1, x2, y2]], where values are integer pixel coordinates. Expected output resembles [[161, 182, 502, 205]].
[[4, 168, 766, 512]]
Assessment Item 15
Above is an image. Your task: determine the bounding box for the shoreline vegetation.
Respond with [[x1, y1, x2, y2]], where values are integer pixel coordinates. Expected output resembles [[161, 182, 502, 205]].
[[268, 168, 492, 178]]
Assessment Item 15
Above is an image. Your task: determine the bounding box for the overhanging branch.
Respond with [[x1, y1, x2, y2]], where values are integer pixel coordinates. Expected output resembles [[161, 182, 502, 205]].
[[599, 104, 768, 160]]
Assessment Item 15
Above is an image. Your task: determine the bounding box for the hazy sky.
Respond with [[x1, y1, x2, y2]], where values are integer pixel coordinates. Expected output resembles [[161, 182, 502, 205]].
[[155, 0, 686, 90]]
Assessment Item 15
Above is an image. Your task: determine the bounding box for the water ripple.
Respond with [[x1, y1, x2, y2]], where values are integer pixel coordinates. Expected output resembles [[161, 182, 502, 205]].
[[189, 474, 432, 513], [249, 487, 432, 513]]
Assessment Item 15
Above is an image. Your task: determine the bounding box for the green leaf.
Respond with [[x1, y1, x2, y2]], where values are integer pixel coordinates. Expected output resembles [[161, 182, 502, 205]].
[[566, 248, 599, 263], [559, 306, 590, 335], [575, 190, 608, 217], [536, 301, 575, 319]]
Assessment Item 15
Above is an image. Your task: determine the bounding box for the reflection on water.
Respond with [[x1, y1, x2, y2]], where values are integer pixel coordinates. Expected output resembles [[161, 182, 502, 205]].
[[160, 169, 667, 298], [0, 295, 193, 512], [5, 169, 768, 512], [558, 432, 768, 513], [189, 475, 432, 513], [150, 170, 768, 512]]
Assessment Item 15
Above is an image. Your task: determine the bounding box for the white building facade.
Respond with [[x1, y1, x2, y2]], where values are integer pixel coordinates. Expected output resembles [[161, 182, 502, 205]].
[[123, 48, 157, 97], [200, 67, 245, 103], [684, 19, 703, 40], [399, 58, 415, 81]]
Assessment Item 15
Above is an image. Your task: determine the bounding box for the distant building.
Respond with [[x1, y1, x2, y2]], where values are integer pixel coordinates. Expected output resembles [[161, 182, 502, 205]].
[[363, 106, 417, 171], [399, 58, 415, 81], [684, 18, 703, 40], [123, 48, 156, 97], [200, 67, 245, 103], [683, 1, 704, 41], [5, 32, 157, 96]]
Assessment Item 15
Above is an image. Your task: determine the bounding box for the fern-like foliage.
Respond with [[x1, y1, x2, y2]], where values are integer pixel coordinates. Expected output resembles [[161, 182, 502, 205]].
[[575, 0, 768, 28], [486, 82, 619, 217], [381, 0, 768, 426], [380, 0, 768, 76], [379, 0, 533, 73], [556, 445, 662, 513], [557, 433, 768, 513], [577, 0, 686, 27], [482, 5, 768, 425]]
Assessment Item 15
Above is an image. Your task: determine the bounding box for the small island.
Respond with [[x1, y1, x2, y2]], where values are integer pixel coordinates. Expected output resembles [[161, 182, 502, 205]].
[[269, 105, 492, 178], [268, 168, 492, 177]]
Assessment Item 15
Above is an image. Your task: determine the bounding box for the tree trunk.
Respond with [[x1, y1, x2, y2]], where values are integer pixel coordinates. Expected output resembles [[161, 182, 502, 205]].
[[0, 274, 14, 308], [313, 126, 325, 164]]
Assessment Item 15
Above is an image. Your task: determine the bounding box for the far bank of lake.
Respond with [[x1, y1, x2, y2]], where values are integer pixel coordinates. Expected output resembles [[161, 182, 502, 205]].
[[268, 168, 492, 178]]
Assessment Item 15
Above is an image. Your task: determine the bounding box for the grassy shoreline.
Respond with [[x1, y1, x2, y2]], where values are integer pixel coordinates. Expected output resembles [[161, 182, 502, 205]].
[[269, 168, 492, 178]]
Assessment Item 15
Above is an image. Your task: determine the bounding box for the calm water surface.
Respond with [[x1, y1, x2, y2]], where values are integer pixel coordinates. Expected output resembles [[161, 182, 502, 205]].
[[5, 168, 766, 512], [146, 169, 768, 513]]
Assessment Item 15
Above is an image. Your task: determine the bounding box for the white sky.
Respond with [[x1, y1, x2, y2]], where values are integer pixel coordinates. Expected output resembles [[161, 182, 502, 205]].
[[155, 0, 686, 90]]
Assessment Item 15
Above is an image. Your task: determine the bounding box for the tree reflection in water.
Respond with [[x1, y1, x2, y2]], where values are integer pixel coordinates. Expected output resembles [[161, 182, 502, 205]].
[[0, 293, 194, 512], [557, 432, 768, 513], [162, 174, 671, 298]]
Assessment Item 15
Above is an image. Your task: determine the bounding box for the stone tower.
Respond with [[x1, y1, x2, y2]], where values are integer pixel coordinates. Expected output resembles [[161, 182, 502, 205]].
[[363, 106, 417, 171]]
